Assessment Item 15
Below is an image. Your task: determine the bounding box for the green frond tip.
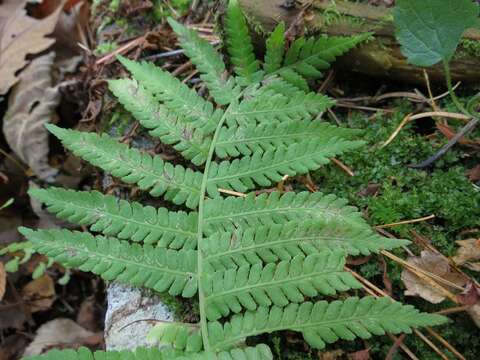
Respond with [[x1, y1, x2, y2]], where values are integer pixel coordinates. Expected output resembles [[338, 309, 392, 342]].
[[264, 22, 286, 74], [24, 345, 273, 360], [206, 139, 364, 197], [209, 296, 448, 351], [19, 227, 198, 297], [203, 250, 362, 321], [203, 222, 409, 271], [45, 124, 202, 209], [108, 78, 211, 165], [278, 33, 371, 89], [225, 0, 261, 82], [167, 18, 241, 105], [29, 187, 198, 250], [117, 55, 222, 134]]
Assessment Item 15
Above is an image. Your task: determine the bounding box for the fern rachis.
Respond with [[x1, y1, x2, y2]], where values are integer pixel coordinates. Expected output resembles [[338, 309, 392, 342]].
[[21, 1, 446, 358]]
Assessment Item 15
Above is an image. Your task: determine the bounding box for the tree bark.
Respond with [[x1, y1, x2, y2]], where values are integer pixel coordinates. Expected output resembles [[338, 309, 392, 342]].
[[239, 0, 480, 85]]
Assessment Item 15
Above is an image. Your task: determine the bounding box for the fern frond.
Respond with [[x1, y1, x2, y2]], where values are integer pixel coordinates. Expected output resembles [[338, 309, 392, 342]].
[[19, 228, 198, 297], [277, 68, 310, 92], [226, 91, 335, 126], [29, 187, 198, 250], [225, 0, 261, 82], [203, 222, 409, 271], [168, 18, 241, 105], [25, 345, 273, 360], [204, 191, 367, 235], [46, 124, 202, 209], [203, 251, 361, 321], [278, 34, 370, 89], [216, 120, 360, 158], [109, 79, 211, 165], [264, 23, 286, 74], [209, 297, 447, 350], [118, 56, 222, 134], [206, 139, 364, 196], [147, 322, 202, 352]]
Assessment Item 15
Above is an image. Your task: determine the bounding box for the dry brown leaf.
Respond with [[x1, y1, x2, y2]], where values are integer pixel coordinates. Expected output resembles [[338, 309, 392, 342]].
[[318, 350, 344, 360], [23, 318, 96, 356], [0, 1, 64, 94], [3, 52, 60, 180], [21, 274, 56, 313], [453, 239, 480, 272], [467, 304, 480, 328], [0, 262, 5, 301], [348, 348, 370, 360], [401, 250, 466, 303]]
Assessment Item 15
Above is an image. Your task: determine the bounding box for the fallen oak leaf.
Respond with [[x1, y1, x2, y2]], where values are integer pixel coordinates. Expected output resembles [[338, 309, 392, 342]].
[[3, 52, 60, 180], [453, 238, 480, 272], [23, 318, 98, 356], [0, 0, 64, 94], [21, 274, 56, 313], [401, 250, 466, 304]]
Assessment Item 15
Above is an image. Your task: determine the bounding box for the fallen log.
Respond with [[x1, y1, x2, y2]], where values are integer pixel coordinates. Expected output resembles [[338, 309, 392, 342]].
[[238, 0, 480, 85]]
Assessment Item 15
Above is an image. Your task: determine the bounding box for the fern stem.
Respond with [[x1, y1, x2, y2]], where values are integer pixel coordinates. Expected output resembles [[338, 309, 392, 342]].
[[196, 103, 235, 351]]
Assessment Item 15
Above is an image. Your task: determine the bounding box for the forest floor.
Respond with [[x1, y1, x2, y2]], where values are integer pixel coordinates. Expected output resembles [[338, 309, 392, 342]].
[[0, 1, 479, 359]]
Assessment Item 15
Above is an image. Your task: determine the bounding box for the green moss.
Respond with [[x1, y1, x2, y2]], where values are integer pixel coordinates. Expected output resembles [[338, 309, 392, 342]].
[[313, 103, 480, 256], [94, 41, 119, 56], [458, 38, 480, 58]]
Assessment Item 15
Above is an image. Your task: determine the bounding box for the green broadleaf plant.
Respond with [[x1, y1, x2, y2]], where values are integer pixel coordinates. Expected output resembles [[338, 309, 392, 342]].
[[394, 0, 480, 167], [393, 0, 478, 67], [22, 1, 446, 358]]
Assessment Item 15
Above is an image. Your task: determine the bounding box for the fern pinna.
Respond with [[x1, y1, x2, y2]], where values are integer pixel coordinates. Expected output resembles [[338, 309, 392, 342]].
[[21, 1, 446, 359]]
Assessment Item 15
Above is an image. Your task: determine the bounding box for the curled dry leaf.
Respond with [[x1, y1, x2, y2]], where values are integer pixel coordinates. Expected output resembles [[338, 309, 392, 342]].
[[453, 238, 480, 272], [3, 52, 60, 180], [0, 1, 64, 94], [0, 262, 5, 301], [21, 274, 56, 313], [401, 250, 466, 304], [23, 318, 97, 356]]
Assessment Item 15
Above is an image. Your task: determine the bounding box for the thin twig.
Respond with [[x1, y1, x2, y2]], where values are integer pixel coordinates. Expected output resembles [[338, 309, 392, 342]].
[[374, 214, 435, 229], [410, 117, 479, 168], [330, 157, 354, 176]]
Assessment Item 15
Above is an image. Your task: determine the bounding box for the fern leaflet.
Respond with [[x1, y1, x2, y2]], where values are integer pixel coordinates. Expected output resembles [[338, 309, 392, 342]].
[[29, 187, 198, 249]]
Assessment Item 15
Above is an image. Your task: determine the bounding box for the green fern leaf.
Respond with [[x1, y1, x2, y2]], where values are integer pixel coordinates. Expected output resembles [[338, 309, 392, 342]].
[[19, 13, 446, 357], [19, 227, 198, 297], [147, 322, 203, 352], [203, 222, 409, 271], [227, 90, 335, 126], [206, 139, 364, 197], [216, 120, 359, 158], [118, 56, 222, 134], [203, 251, 361, 321], [204, 191, 368, 235], [264, 22, 286, 74], [168, 18, 241, 105], [29, 187, 198, 250], [225, 0, 261, 82], [209, 297, 447, 350], [279, 34, 370, 89], [25, 345, 273, 360], [109, 79, 211, 165], [46, 124, 202, 209], [277, 68, 310, 92]]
